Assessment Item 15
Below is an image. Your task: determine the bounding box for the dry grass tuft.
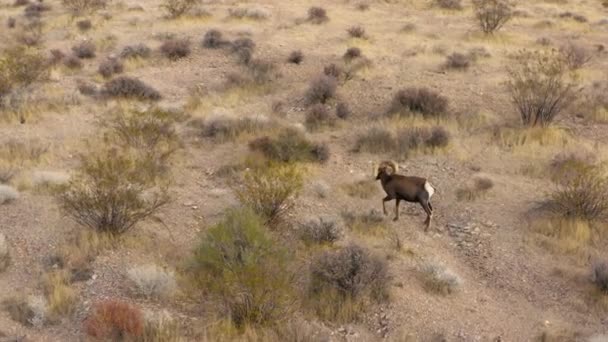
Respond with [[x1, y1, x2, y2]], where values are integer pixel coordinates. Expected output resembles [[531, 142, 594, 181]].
[[305, 104, 334, 131], [342, 179, 378, 199], [84, 299, 144, 340], [228, 6, 270, 20], [127, 265, 177, 299], [420, 262, 462, 295], [434, 0, 462, 10], [41, 270, 77, 318], [299, 217, 341, 245], [456, 176, 494, 201], [249, 129, 330, 164], [161, 0, 200, 18], [550, 166, 608, 221]]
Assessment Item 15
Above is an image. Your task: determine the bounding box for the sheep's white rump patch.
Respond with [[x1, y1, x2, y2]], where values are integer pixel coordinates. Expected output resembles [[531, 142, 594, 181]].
[[424, 181, 435, 199]]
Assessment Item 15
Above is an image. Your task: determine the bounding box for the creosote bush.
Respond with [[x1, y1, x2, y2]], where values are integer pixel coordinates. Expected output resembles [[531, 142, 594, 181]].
[[309, 245, 388, 322], [190, 208, 294, 327], [300, 217, 341, 245], [305, 75, 337, 105], [57, 149, 169, 235], [307, 7, 328, 24], [161, 0, 200, 18], [249, 129, 330, 163], [236, 163, 304, 226], [0, 46, 49, 106], [101, 76, 161, 101], [550, 166, 608, 221], [506, 49, 578, 127], [84, 300, 144, 340], [160, 38, 191, 60], [472, 0, 512, 34], [388, 87, 448, 118]]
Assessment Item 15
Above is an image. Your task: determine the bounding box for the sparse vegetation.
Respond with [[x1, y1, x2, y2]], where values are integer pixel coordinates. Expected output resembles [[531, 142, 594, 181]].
[[347, 26, 366, 38], [127, 265, 177, 299], [236, 163, 304, 226], [420, 262, 462, 295], [506, 49, 578, 127], [550, 166, 608, 222], [161, 0, 200, 18], [559, 42, 592, 70], [342, 179, 378, 199], [98, 58, 124, 78], [307, 7, 328, 24], [343, 47, 362, 61], [71, 41, 96, 59], [120, 44, 152, 59], [101, 76, 161, 101], [354, 127, 396, 154], [305, 104, 334, 131], [387, 87, 449, 118], [0, 46, 49, 108], [305, 75, 337, 105], [249, 129, 330, 163], [336, 102, 351, 119], [472, 0, 513, 34], [355, 126, 449, 157], [62, 0, 107, 15], [3, 295, 47, 328], [190, 208, 294, 327], [435, 0, 462, 10], [341, 209, 385, 234], [592, 261, 608, 294], [456, 176, 494, 201], [443, 52, 471, 70], [194, 115, 273, 143], [41, 270, 77, 318], [228, 7, 270, 20], [160, 38, 191, 60], [202, 29, 228, 49], [0, 233, 9, 273], [300, 217, 341, 245], [84, 299, 144, 340], [308, 245, 388, 322], [287, 50, 303, 64]]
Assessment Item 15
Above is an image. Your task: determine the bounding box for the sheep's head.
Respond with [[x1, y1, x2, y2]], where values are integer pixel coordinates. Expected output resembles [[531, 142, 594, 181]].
[[376, 161, 398, 180]]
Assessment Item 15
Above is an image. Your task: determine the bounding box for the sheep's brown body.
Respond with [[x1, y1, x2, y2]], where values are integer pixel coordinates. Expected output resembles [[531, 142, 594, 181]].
[[375, 161, 434, 230]]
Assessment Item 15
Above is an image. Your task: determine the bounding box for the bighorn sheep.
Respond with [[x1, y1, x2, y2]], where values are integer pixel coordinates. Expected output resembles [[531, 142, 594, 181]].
[[375, 161, 435, 230]]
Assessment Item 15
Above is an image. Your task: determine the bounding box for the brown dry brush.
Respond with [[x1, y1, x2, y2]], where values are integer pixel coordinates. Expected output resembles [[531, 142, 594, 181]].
[[472, 0, 512, 34], [550, 166, 608, 222], [506, 49, 579, 127]]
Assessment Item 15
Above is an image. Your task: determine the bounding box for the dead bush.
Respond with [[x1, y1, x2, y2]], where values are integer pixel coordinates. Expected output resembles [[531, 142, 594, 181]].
[[506, 49, 579, 127], [190, 208, 294, 327], [76, 19, 92, 31], [309, 245, 388, 322], [300, 217, 341, 245], [308, 7, 328, 24], [336, 102, 351, 119], [387, 87, 449, 118], [434, 0, 462, 10], [592, 261, 608, 294], [305, 75, 337, 105], [550, 166, 608, 221], [420, 262, 462, 295], [62, 0, 107, 15], [347, 26, 366, 38], [0, 46, 49, 107], [305, 104, 334, 131], [98, 58, 123, 78], [101, 76, 161, 101], [57, 149, 169, 235], [249, 129, 330, 163], [160, 38, 191, 60], [161, 0, 200, 18], [443, 52, 471, 70], [71, 41, 96, 59], [84, 300, 144, 340], [202, 29, 228, 49], [120, 44, 151, 59], [236, 163, 304, 226], [354, 127, 395, 154], [559, 42, 591, 70], [343, 47, 362, 61], [472, 0, 512, 34], [287, 50, 304, 64]]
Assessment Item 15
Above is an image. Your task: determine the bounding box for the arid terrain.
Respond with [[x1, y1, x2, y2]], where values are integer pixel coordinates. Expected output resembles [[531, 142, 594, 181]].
[[1, 0, 608, 341]]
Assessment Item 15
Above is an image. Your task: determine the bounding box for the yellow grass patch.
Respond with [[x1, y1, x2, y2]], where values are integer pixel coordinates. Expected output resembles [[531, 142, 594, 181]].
[[41, 270, 77, 318], [529, 218, 606, 260]]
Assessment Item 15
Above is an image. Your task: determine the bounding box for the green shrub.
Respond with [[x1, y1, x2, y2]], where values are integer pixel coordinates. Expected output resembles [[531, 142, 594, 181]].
[[190, 208, 293, 327], [236, 163, 304, 226]]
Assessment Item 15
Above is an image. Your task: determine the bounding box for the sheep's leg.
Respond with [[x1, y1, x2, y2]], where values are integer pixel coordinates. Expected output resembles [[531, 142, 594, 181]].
[[420, 201, 433, 231], [428, 201, 433, 212], [382, 196, 392, 215], [393, 199, 401, 221]]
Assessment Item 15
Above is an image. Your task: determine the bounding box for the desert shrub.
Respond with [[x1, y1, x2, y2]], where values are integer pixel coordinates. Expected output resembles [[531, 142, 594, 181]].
[[388, 87, 448, 118], [247, 59, 278, 85], [506, 49, 578, 127], [71, 41, 96, 58], [98, 58, 124, 78], [342, 179, 378, 199], [548, 151, 596, 184], [228, 7, 270, 20], [24, 3, 51, 18], [305, 104, 334, 131], [323, 63, 342, 79], [341, 209, 385, 233], [287, 50, 303, 64], [354, 127, 395, 154], [0, 164, 17, 184], [7, 17, 16, 29], [161, 0, 200, 18], [249, 129, 330, 163], [57, 149, 169, 235], [300, 217, 341, 245], [305, 75, 337, 105], [194, 115, 271, 143], [434, 0, 462, 10], [334, 103, 350, 120], [559, 42, 591, 70], [76, 19, 92, 30], [231, 38, 255, 65], [559, 11, 587, 23], [592, 261, 608, 294], [443, 52, 471, 70], [0, 185, 19, 205], [49, 49, 66, 65], [0, 233, 9, 273], [236, 163, 304, 226], [202, 29, 228, 49], [77, 80, 97, 95], [308, 245, 388, 322], [15, 19, 44, 47], [347, 26, 366, 38], [420, 262, 462, 295], [308, 7, 328, 24], [85, 299, 144, 340], [14, 0, 30, 6], [394, 126, 450, 157], [42, 270, 77, 317], [3, 295, 47, 328], [101, 76, 161, 101], [0, 46, 49, 106], [456, 176, 494, 201], [62, 0, 107, 15], [127, 265, 176, 299], [472, 0, 512, 34], [141, 310, 181, 342], [160, 38, 191, 60], [190, 208, 294, 327], [63, 55, 83, 69], [343, 47, 362, 61], [120, 44, 151, 59], [550, 166, 608, 221]]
